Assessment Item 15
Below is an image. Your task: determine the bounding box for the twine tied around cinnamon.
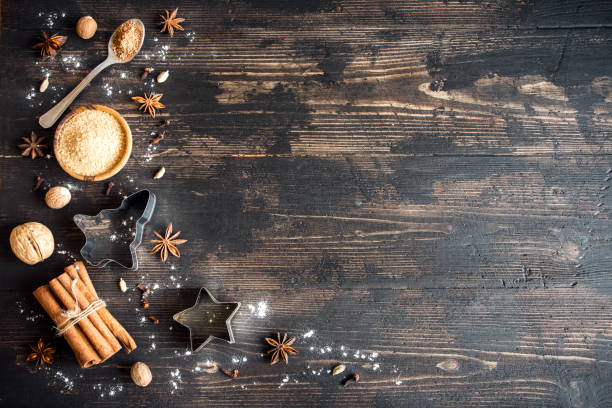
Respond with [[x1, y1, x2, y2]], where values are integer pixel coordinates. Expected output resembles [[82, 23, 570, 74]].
[[55, 277, 106, 337]]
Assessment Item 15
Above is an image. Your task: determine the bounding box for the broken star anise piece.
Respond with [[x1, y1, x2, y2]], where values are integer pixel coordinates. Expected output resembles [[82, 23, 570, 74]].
[[265, 332, 298, 365], [26, 338, 55, 366], [131, 93, 165, 117], [151, 223, 187, 262], [19, 131, 47, 159], [159, 8, 185, 37], [32, 30, 67, 59]]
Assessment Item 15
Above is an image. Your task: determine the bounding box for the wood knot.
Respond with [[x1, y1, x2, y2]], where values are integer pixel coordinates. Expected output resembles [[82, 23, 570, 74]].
[[436, 359, 459, 372]]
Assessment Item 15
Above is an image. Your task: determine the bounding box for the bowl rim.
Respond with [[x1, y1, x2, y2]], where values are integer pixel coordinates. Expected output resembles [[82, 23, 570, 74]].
[[53, 104, 132, 182]]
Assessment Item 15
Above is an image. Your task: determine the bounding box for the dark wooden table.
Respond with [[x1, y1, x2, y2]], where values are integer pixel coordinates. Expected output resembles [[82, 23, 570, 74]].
[[1, 0, 612, 406]]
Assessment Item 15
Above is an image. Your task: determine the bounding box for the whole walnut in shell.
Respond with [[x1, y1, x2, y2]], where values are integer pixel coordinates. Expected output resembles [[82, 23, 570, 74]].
[[10, 222, 54, 265]]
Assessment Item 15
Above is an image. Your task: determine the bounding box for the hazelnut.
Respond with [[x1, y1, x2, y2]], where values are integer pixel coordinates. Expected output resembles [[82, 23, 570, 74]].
[[10, 222, 54, 265], [76, 16, 97, 39], [131, 362, 152, 387], [45, 186, 71, 209]]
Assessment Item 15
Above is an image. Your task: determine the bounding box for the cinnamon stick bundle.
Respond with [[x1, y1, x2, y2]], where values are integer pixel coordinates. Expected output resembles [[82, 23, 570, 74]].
[[33, 261, 136, 368]]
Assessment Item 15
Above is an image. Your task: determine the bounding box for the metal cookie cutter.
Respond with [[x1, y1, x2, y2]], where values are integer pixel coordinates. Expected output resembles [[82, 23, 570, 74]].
[[73, 190, 156, 270], [173, 288, 240, 352]]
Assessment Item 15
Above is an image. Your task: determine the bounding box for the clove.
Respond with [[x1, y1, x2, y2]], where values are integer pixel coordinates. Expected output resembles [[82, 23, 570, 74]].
[[141, 67, 153, 80], [105, 181, 115, 196], [344, 373, 359, 387], [33, 176, 44, 192], [151, 131, 165, 144], [220, 368, 239, 379], [137, 284, 150, 294]]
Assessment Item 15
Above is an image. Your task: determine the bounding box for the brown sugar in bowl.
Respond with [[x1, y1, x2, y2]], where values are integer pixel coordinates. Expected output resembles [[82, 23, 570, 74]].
[[54, 105, 132, 181]]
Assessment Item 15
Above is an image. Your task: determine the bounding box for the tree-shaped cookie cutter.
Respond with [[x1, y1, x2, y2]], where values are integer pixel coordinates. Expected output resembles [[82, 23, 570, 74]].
[[73, 190, 156, 270]]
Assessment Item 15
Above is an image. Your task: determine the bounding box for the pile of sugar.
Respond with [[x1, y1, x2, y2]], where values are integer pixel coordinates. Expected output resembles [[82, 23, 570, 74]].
[[56, 110, 125, 176]]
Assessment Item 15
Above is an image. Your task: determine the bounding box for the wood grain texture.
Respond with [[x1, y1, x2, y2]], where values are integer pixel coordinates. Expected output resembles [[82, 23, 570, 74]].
[[1, 0, 612, 406]]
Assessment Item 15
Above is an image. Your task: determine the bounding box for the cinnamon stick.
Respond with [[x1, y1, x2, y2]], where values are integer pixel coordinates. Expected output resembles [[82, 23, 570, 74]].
[[72, 261, 97, 299], [64, 263, 137, 352], [48, 276, 116, 362], [56, 273, 122, 354], [33, 285, 101, 368]]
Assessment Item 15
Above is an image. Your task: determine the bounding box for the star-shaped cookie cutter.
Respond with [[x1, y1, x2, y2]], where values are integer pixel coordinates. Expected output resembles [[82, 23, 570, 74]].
[[73, 190, 156, 270], [173, 288, 240, 352]]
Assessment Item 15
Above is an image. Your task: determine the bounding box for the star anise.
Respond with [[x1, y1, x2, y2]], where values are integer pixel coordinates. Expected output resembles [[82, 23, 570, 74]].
[[265, 333, 298, 365], [19, 131, 47, 159], [131, 93, 165, 117], [151, 223, 187, 262], [32, 30, 67, 59], [26, 338, 55, 366], [159, 8, 185, 37]]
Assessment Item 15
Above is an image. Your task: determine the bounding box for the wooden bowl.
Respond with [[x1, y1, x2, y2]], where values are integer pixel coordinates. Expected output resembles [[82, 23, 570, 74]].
[[54, 105, 132, 181]]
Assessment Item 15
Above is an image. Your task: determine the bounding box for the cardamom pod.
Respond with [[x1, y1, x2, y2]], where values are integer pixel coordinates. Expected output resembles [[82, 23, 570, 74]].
[[332, 364, 346, 376], [119, 278, 127, 293], [39, 77, 49, 92], [157, 70, 169, 83], [153, 167, 165, 179]]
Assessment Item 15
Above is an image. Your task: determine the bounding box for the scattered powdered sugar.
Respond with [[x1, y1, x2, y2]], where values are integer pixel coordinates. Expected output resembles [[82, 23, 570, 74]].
[[185, 32, 196, 43], [101, 82, 114, 97], [143, 144, 159, 163], [16, 299, 44, 322], [146, 334, 156, 352], [142, 37, 171, 62], [26, 63, 68, 108], [54, 371, 75, 391], [305, 365, 326, 376], [36, 11, 66, 29], [246, 301, 268, 318], [60, 54, 84, 71], [40, 365, 78, 393], [173, 348, 193, 358], [55, 243, 78, 263], [169, 368, 182, 394], [93, 382, 124, 398], [278, 375, 290, 388], [231, 355, 248, 365], [302, 330, 315, 338]]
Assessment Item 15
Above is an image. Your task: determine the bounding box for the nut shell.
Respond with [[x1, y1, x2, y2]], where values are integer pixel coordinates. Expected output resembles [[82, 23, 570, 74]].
[[9, 222, 54, 265], [76, 16, 97, 39], [131, 362, 152, 387], [45, 186, 71, 209]]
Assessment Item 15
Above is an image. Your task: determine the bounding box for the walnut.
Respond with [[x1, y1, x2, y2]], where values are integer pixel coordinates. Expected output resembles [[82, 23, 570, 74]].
[[76, 16, 97, 39], [45, 186, 71, 209], [130, 362, 152, 387], [10, 222, 54, 265]]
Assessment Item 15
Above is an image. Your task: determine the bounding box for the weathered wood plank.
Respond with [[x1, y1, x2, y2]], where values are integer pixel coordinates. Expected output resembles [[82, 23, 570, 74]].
[[2, 155, 611, 291], [1, 2, 611, 157]]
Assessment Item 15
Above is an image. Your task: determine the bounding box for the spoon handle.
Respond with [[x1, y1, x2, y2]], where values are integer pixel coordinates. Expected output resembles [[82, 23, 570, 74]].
[[38, 59, 113, 129]]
